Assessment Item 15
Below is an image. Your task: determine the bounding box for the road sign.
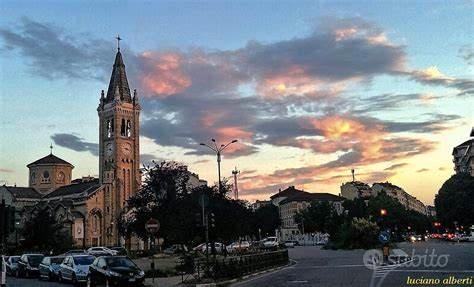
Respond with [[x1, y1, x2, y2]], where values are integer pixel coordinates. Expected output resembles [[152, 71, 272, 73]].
[[145, 218, 160, 235], [378, 230, 391, 244]]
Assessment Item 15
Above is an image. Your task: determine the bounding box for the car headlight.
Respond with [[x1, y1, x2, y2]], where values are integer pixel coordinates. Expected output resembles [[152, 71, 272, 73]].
[[107, 270, 121, 277], [137, 270, 145, 277]]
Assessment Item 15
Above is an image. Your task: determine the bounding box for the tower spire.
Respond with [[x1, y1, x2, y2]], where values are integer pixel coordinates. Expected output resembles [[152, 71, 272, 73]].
[[105, 35, 132, 103], [50, 143, 53, 155]]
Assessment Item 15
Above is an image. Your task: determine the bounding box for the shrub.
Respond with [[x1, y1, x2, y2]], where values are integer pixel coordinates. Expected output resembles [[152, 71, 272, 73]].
[[333, 218, 379, 249]]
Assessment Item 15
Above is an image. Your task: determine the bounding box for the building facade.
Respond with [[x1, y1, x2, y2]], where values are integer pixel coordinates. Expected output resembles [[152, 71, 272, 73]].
[[452, 131, 474, 176], [270, 186, 344, 241], [372, 182, 427, 215], [340, 181, 375, 200]]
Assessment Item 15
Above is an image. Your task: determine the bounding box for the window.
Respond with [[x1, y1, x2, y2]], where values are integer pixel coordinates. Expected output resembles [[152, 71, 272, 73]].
[[126, 120, 131, 137], [41, 170, 50, 183], [106, 119, 114, 138], [120, 119, 126, 136]]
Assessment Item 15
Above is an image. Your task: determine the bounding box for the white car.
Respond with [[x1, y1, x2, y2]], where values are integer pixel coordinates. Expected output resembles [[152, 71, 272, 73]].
[[58, 255, 95, 284], [227, 241, 250, 253], [201, 242, 225, 254], [261, 237, 279, 249], [87, 247, 118, 256]]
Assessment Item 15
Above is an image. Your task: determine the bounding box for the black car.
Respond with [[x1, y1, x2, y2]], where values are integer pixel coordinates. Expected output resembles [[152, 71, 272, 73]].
[[39, 256, 65, 281], [17, 254, 44, 278], [87, 256, 145, 286]]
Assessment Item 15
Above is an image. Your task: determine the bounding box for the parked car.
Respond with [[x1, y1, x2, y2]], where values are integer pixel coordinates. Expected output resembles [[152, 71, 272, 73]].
[[87, 256, 145, 286], [65, 249, 87, 255], [39, 256, 65, 281], [87, 246, 118, 256], [261, 237, 279, 249], [226, 241, 250, 253], [5, 256, 20, 276], [200, 242, 225, 254], [163, 244, 188, 255], [58, 254, 95, 285], [17, 253, 44, 278], [284, 240, 298, 248], [109, 246, 128, 256]]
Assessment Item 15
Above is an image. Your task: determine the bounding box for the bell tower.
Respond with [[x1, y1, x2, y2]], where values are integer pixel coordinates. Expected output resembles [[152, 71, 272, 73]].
[[97, 38, 140, 246]]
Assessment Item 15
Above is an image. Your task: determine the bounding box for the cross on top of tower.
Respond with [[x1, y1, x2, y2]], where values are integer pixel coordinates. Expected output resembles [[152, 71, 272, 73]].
[[116, 34, 122, 51], [50, 143, 53, 155]]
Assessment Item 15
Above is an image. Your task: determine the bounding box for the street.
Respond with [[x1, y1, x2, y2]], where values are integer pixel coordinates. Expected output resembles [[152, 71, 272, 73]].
[[4, 241, 473, 287], [232, 240, 474, 287]]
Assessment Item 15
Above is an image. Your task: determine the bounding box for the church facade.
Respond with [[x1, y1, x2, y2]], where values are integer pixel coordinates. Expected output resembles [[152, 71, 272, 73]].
[[0, 45, 141, 249]]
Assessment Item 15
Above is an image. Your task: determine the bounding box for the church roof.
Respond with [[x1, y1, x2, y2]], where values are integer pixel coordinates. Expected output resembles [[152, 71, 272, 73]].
[[105, 50, 132, 103], [27, 153, 73, 168], [3, 186, 42, 199], [43, 178, 100, 199], [270, 186, 305, 199]]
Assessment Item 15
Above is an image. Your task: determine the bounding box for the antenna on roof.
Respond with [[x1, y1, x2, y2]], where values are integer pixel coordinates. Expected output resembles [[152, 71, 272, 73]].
[[351, 169, 355, 182]]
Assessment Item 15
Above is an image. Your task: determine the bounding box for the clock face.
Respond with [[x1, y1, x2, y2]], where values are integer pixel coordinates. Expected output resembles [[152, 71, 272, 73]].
[[121, 143, 132, 155], [106, 143, 114, 156]]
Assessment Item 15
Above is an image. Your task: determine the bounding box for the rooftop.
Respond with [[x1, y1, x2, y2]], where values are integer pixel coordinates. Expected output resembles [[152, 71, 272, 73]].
[[43, 178, 100, 199], [2, 186, 42, 199], [279, 192, 344, 205], [27, 153, 73, 168], [270, 186, 305, 199]]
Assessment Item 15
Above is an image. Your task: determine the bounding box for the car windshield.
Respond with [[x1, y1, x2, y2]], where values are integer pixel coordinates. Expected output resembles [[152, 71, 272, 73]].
[[106, 257, 136, 268], [73, 256, 95, 266], [28, 255, 44, 265], [51, 257, 65, 264], [10, 257, 20, 263]]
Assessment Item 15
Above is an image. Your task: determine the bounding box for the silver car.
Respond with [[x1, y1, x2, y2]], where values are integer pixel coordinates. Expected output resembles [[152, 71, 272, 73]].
[[5, 256, 20, 276], [58, 254, 95, 285]]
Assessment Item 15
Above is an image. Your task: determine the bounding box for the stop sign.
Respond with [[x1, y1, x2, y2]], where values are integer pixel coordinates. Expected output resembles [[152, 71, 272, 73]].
[[145, 218, 160, 235]]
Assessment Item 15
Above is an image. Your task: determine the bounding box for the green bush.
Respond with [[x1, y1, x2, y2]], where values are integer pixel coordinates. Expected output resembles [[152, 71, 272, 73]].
[[333, 218, 379, 249]]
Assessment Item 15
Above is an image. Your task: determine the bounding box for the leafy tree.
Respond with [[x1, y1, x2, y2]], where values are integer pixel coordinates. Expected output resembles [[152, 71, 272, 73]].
[[435, 173, 474, 229], [21, 208, 73, 253], [295, 201, 344, 238], [252, 204, 280, 239], [333, 218, 379, 249]]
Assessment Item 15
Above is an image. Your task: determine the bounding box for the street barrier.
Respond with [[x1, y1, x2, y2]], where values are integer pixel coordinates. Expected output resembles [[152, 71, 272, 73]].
[[190, 249, 289, 281]]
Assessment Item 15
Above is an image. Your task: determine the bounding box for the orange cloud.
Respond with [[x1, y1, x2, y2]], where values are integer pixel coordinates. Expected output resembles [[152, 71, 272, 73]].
[[140, 51, 191, 96]]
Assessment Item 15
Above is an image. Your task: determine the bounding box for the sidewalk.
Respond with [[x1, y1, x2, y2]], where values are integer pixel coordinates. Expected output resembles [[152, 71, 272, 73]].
[[144, 275, 184, 287]]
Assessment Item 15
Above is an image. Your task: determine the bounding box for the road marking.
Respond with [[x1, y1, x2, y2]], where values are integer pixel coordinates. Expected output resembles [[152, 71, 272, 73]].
[[288, 280, 309, 284], [291, 264, 367, 269], [389, 270, 474, 273]]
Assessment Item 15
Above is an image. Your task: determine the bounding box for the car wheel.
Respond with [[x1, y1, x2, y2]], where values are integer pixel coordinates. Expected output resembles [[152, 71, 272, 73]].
[[72, 273, 78, 286], [58, 272, 63, 282], [47, 271, 52, 281], [25, 270, 29, 278]]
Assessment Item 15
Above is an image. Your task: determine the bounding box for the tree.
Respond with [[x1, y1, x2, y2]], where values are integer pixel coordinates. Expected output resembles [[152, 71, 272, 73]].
[[21, 208, 73, 253], [333, 218, 379, 249], [252, 204, 280, 239], [435, 173, 474, 229], [295, 201, 344, 237]]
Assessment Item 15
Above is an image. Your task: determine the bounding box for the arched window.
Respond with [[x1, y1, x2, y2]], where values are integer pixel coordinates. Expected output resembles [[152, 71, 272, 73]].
[[126, 120, 131, 137], [120, 119, 126, 136]]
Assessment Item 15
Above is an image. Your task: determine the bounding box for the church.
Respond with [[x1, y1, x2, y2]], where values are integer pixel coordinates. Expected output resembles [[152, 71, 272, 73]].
[[0, 42, 142, 250]]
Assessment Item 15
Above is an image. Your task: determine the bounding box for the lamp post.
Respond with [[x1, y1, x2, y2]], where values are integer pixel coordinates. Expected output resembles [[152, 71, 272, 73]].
[[199, 139, 238, 194]]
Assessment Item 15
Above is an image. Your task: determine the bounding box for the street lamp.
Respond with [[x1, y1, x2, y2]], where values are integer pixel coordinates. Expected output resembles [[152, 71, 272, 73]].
[[380, 209, 387, 216], [199, 139, 238, 194]]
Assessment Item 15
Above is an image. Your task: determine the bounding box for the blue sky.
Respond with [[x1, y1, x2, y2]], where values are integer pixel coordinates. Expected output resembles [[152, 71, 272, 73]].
[[0, 0, 472, 204]]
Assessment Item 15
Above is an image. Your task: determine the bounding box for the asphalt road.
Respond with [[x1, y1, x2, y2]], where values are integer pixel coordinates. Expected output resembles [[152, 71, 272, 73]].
[[5, 241, 473, 287], [232, 240, 474, 287]]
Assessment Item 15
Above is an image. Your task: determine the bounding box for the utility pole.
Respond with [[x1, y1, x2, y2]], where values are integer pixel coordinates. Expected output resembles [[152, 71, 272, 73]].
[[232, 167, 240, 200]]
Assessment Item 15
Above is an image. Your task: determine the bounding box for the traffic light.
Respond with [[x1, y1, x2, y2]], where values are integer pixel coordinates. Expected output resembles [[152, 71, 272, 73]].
[[209, 212, 216, 228]]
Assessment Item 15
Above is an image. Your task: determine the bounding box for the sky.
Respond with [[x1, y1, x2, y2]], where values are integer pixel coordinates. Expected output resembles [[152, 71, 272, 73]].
[[0, 0, 473, 205]]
